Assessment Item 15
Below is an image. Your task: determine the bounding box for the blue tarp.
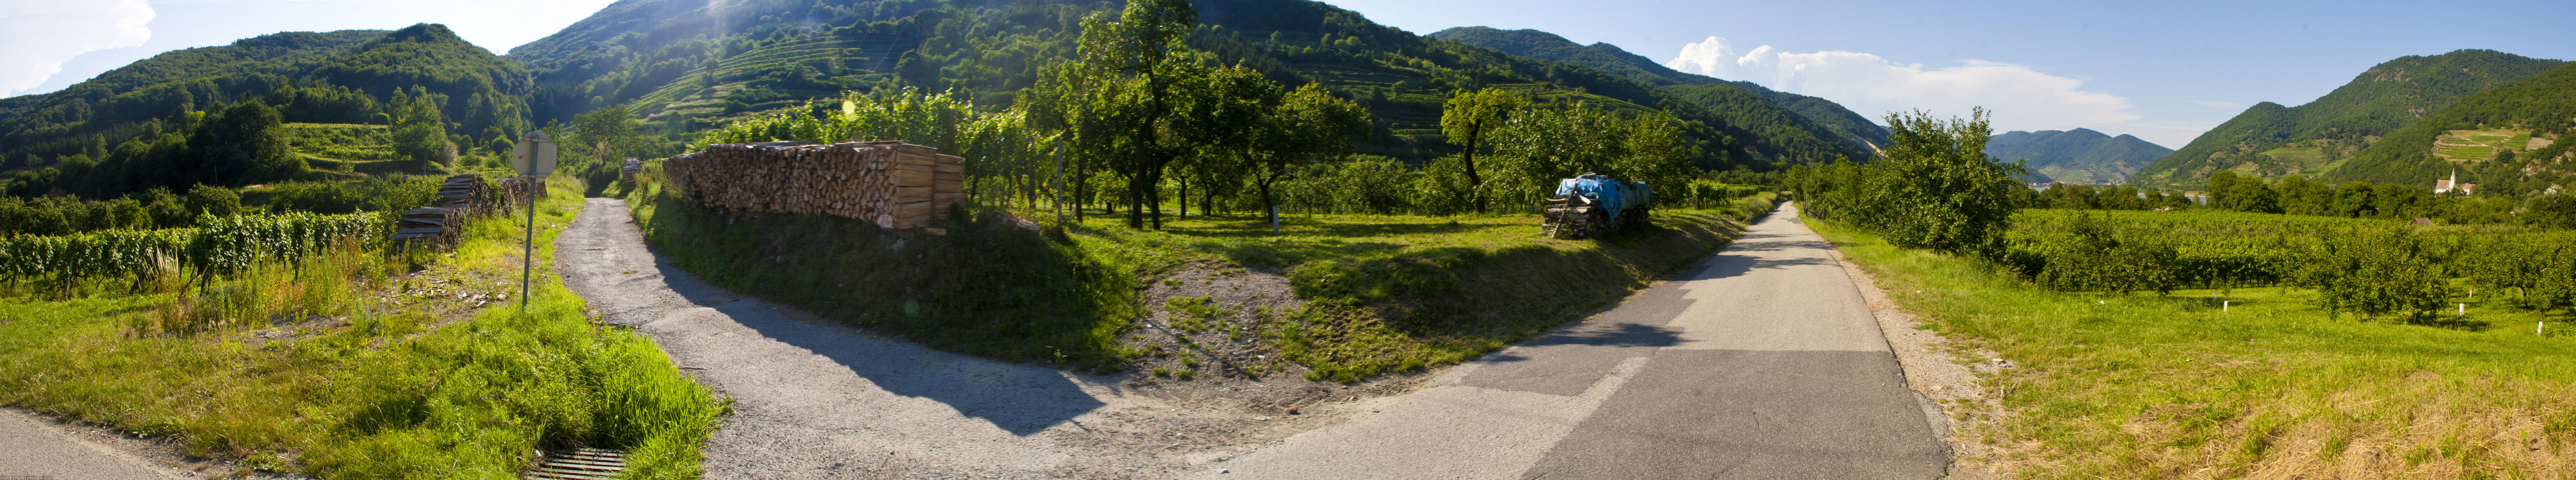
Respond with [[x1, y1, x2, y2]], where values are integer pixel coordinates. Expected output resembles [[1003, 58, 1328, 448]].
[[1554, 175, 1652, 221]]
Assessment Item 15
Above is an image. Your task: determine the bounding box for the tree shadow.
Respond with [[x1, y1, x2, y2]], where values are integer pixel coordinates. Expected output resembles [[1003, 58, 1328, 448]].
[[593, 198, 1112, 436]]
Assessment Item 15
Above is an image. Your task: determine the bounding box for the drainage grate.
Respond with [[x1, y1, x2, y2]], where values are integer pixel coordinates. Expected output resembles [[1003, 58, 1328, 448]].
[[526, 448, 628, 479]]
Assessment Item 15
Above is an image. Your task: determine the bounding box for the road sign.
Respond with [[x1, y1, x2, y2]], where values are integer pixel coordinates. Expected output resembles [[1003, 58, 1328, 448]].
[[511, 131, 557, 313], [512, 131, 559, 176]]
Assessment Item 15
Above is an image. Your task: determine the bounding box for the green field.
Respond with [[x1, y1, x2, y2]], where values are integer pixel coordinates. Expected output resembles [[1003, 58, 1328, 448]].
[[1815, 209, 2576, 478]]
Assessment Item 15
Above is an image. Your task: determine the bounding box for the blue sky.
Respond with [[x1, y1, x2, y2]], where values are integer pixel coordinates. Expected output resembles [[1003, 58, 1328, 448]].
[[5, 0, 2572, 148], [1315, 0, 2576, 148]]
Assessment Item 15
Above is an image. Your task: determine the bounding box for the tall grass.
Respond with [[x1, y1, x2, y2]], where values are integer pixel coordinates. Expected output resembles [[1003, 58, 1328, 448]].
[[1809, 213, 2576, 478], [0, 178, 724, 479]]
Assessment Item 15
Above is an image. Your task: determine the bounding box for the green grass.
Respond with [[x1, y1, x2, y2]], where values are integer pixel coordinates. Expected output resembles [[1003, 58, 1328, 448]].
[[1810, 212, 2576, 478], [0, 178, 725, 479], [623, 163, 1779, 381]]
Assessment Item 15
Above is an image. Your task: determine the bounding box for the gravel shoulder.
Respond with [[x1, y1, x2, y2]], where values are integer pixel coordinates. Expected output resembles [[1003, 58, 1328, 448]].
[[553, 198, 1392, 479]]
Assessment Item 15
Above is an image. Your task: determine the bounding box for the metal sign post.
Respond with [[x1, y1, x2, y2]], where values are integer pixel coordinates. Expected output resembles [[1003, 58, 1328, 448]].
[[511, 131, 559, 313]]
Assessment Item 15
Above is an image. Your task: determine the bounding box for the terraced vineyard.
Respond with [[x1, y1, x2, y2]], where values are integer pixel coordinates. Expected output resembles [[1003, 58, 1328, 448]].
[[278, 123, 398, 175], [2433, 127, 2545, 161], [624, 34, 916, 124]]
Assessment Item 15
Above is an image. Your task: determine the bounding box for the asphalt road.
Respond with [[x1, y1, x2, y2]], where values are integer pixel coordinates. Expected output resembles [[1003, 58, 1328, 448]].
[[1190, 203, 1950, 479], [0, 408, 191, 479]]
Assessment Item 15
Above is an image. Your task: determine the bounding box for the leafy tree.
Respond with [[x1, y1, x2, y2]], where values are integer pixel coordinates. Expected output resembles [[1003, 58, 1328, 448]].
[[1439, 88, 1523, 214], [572, 105, 647, 166], [1247, 84, 1368, 229], [2298, 227, 2452, 320], [1065, 0, 1200, 229], [1861, 108, 2022, 256], [2526, 193, 2576, 230], [185, 184, 240, 218], [187, 100, 303, 185]]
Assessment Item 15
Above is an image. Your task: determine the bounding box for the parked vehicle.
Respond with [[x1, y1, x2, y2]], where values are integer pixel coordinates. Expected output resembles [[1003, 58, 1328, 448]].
[[1543, 173, 1652, 239]]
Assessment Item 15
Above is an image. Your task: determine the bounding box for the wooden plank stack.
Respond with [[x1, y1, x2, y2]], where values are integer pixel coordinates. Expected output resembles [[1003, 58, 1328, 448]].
[[664, 140, 968, 230]]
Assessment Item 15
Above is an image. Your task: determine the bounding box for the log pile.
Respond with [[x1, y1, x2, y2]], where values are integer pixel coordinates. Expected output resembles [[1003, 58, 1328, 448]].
[[664, 140, 967, 230], [393, 175, 503, 249]]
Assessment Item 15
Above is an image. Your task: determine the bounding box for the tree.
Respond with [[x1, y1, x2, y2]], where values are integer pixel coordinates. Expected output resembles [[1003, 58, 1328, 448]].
[[1440, 88, 1523, 214], [2299, 227, 2451, 321], [184, 184, 239, 218], [572, 105, 646, 166], [1073, 0, 1200, 230], [188, 100, 302, 186], [1862, 108, 2021, 256], [1249, 84, 1368, 230]]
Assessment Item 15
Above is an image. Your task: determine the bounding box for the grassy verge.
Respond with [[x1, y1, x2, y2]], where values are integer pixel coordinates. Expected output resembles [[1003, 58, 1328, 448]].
[[623, 170, 1778, 382], [0, 178, 725, 479], [1808, 214, 2576, 478]]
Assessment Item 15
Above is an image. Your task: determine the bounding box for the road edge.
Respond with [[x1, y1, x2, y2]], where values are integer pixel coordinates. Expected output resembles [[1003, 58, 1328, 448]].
[[1798, 206, 2004, 480], [0, 407, 232, 479]]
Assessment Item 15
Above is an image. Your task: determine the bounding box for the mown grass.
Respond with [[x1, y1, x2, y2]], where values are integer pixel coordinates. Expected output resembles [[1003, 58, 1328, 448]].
[[1809, 212, 2576, 479], [0, 178, 725, 479]]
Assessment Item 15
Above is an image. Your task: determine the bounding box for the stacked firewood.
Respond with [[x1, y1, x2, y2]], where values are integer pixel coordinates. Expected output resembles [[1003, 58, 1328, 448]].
[[663, 140, 967, 230], [392, 175, 504, 249]]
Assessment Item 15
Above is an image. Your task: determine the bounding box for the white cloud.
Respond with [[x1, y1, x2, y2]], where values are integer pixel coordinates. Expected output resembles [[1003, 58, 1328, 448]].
[[1665, 36, 2215, 148], [0, 0, 155, 97], [2190, 100, 2242, 109]]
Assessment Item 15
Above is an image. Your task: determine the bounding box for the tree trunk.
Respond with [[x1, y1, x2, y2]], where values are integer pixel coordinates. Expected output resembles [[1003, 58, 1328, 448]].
[[1464, 130, 1486, 214]]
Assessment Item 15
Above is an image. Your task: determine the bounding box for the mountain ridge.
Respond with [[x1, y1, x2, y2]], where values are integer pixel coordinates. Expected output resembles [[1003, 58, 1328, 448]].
[[1986, 128, 2173, 184], [1426, 26, 1892, 155], [2129, 49, 2564, 188]]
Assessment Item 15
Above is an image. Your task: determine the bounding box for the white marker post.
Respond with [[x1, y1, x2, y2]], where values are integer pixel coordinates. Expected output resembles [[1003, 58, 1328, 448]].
[[511, 131, 559, 313]]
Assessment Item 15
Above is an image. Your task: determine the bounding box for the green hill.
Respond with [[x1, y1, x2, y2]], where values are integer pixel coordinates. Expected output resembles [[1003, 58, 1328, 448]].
[[1984, 128, 2172, 184], [2130, 49, 2563, 188], [0, 24, 534, 197], [507, 0, 1871, 168], [2336, 62, 2576, 194], [1427, 26, 1890, 155]]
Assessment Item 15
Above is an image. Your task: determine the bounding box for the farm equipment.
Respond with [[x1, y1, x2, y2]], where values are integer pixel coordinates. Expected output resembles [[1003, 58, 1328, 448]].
[[1543, 173, 1652, 239]]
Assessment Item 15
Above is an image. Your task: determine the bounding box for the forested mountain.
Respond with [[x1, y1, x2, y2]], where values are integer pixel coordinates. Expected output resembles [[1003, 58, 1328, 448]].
[[1984, 128, 2170, 184], [1427, 26, 1890, 155], [504, 0, 1874, 169], [2129, 49, 2563, 188], [0, 24, 533, 198], [2334, 62, 2576, 194]]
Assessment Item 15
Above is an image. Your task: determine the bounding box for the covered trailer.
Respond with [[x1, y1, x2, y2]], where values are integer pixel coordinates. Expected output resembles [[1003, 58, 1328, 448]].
[[1543, 173, 1652, 239]]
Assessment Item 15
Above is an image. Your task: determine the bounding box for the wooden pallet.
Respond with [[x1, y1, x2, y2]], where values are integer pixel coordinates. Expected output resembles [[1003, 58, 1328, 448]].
[[525, 448, 628, 479]]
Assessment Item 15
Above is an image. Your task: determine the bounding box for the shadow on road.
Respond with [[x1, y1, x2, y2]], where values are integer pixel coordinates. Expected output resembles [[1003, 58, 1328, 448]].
[[572, 198, 1107, 437]]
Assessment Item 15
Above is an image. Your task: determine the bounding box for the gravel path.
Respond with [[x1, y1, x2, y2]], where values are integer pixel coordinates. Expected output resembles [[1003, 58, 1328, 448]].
[[553, 199, 1346, 479]]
